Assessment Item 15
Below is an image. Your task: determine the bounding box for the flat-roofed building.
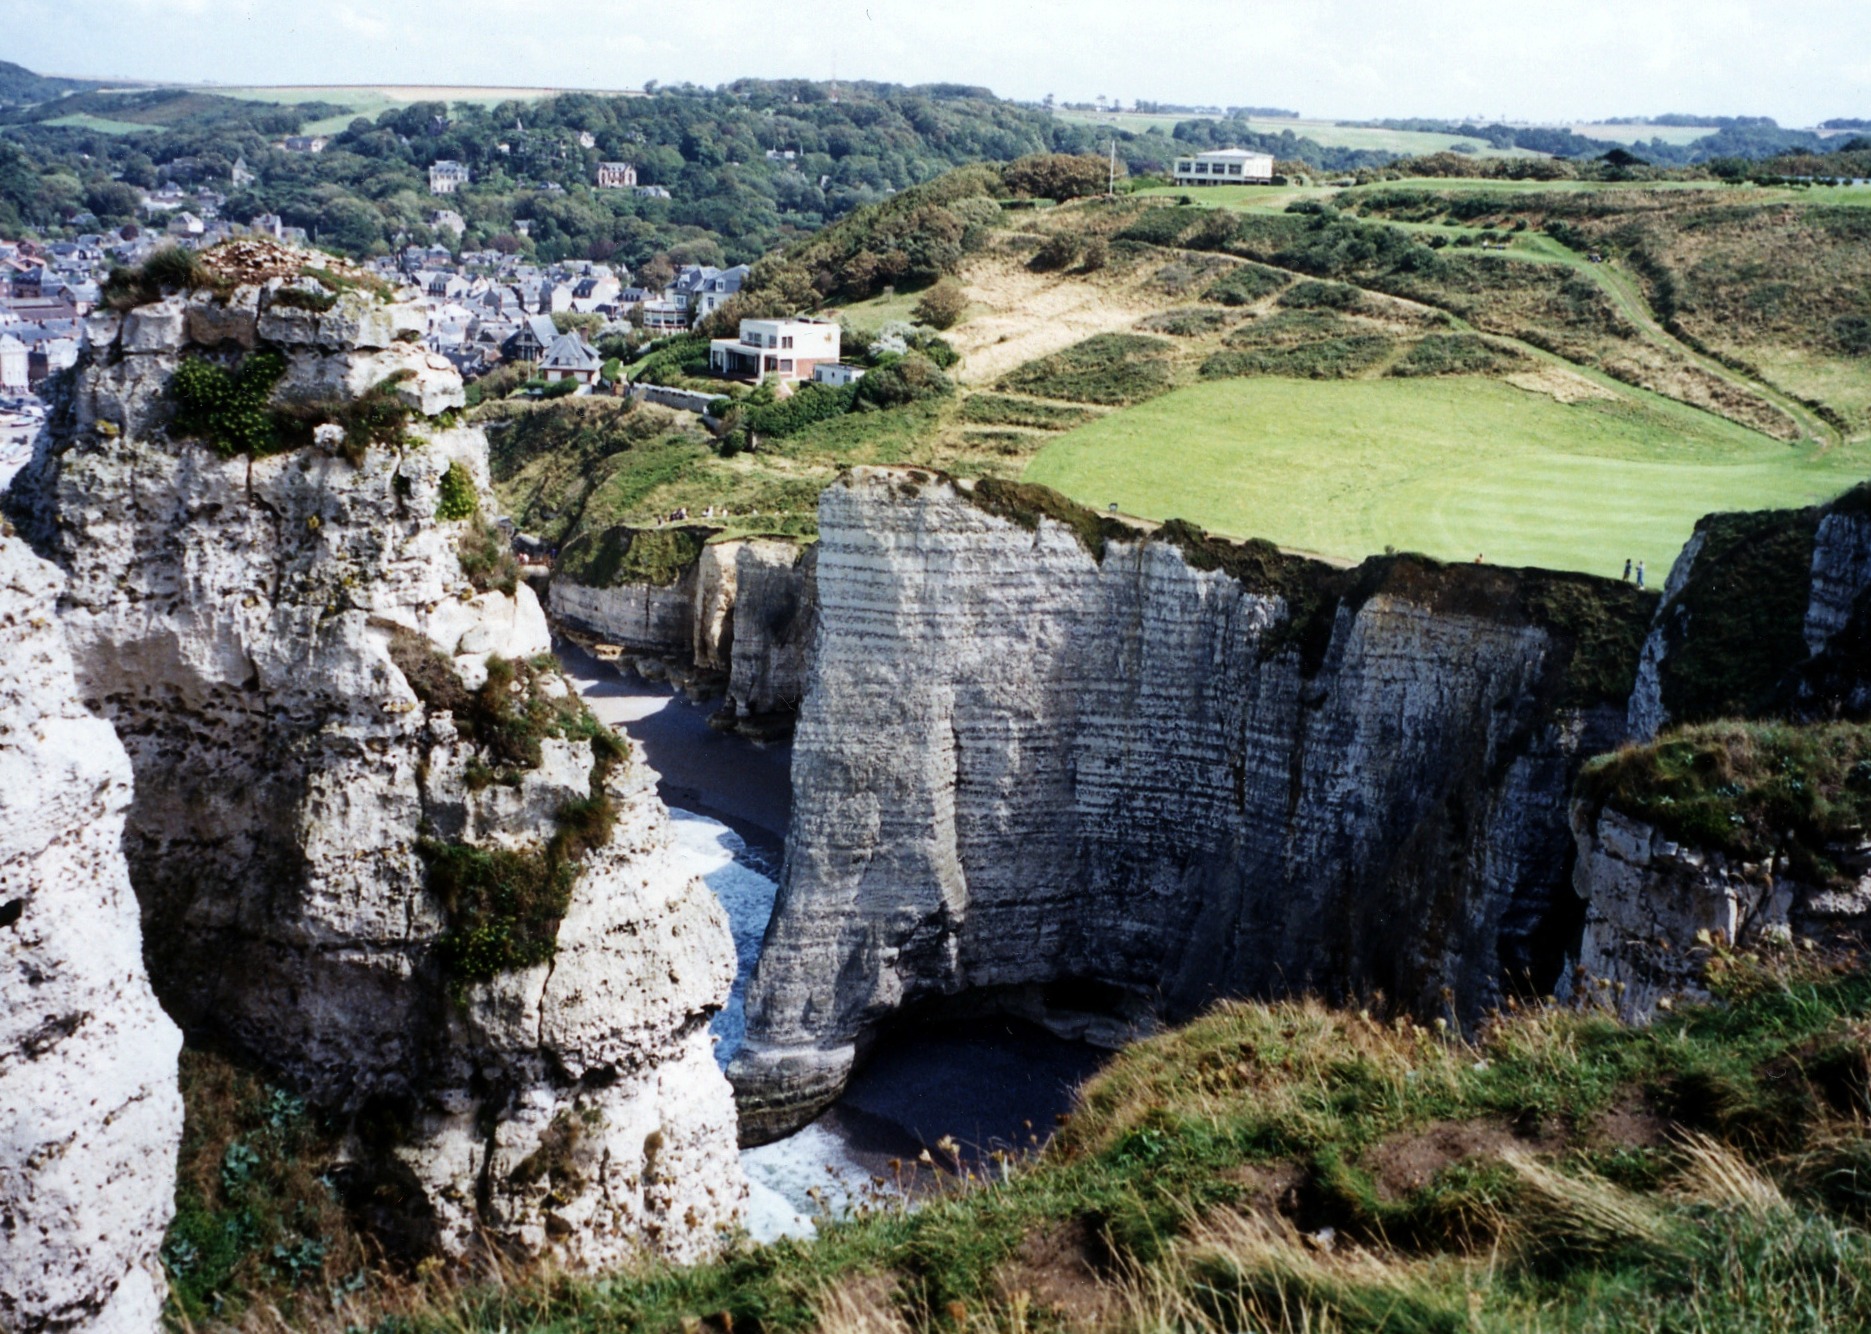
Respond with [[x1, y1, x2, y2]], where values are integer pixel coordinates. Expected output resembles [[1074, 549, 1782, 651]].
[[709, 317, 841, 383], [1172, 148, 1276, 186]]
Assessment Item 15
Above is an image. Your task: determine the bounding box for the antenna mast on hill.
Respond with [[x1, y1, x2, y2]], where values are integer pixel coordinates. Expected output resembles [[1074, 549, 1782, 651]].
[[1108, 138, 1118, 196]]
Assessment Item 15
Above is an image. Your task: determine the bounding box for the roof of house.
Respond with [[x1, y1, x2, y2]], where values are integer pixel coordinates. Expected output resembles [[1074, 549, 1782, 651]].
[[539, 332, 602, 372]]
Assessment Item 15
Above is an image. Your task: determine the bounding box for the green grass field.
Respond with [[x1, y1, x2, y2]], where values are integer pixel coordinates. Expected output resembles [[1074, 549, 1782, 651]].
[[1053, 109, 1515, 157], [1022, 376, 1871, 577], [37, 112, 161, 135]]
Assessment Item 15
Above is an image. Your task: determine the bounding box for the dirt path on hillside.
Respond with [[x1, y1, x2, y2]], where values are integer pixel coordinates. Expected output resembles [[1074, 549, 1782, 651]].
[[951, 254, 1162, 385]]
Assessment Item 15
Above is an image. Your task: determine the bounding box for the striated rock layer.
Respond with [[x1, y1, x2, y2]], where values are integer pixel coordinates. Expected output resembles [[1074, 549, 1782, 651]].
[[6, 262, 743, 1264], [1569, 805, 1871, 1022], [731, 469, 1648, 1140], [0, 530, 182, 1334]]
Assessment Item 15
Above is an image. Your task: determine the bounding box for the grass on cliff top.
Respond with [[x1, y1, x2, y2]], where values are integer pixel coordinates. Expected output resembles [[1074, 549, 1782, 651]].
[[219, 952, 1871, 1333], [1580, 720, 1871, 885], [1022, 376, 1871, 578]]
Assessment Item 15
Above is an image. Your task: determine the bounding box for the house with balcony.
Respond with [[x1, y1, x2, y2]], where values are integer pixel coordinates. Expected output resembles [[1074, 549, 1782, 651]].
[[709, 317, 841, 383], [1172, 148, 1276, 185]]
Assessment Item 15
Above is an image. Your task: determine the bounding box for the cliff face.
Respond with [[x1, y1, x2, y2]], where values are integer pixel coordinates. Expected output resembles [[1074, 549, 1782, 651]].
[[7, 256, 743, 1264], [550, 530, 816, 737], [1569, 805, 1871, 1021], [0, 531, 182, 1334], [1629, 485, 1871, 737], [730, 469, 1646, 1140]]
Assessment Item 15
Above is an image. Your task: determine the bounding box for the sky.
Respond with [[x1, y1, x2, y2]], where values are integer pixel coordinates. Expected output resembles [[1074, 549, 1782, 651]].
[[8, 0, 1869, 126]]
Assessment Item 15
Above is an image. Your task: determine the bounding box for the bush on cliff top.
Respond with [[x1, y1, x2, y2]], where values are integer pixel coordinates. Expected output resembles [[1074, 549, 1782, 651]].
[[1580, 719, 1871, 883], [555, 523, 710, 588]]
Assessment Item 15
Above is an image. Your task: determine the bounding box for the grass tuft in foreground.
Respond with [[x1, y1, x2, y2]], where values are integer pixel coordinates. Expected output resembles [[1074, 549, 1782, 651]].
[[175, 944, 1871, 1332]]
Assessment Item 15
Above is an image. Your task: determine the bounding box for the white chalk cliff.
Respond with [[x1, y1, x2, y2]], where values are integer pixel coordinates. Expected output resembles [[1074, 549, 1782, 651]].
[[6, 251, 743, 1265], [730, 469, 1647, 1139], [0, 529, 183, 1334]]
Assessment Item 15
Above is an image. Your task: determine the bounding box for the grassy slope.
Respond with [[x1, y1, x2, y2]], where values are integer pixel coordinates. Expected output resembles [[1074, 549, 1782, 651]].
[[498, 179, 1870, 578], [1022, 377, 1869, 576], [1050, 109, 1517, 157], [246, 961, 1871, 1332]]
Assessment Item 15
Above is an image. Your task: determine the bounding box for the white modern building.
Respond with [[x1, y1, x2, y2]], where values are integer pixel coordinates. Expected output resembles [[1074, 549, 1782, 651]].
[[1172, 148, 1276, 185], [709, 317, 841, 383], [812, 362, 867, 388]]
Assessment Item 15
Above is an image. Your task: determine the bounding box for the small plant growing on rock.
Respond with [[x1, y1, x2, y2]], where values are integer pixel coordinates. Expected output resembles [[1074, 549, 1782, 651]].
[[456, 512, 520, 594], [434, 460, 479, 521], [103, 245, 223, 310], [170, 351, 288, 457]]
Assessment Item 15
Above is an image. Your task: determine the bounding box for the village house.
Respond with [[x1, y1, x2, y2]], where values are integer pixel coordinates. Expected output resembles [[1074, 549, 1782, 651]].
[[597, 161, 638, 189], [282, 135, 330, 154], [666, 264, 749, 325], [537, 331, 603, 386], [428, 209, 467, 239], [0, 334, 28, 391], [709, 316, 840, 384], [1172, 148, 1276, 185], [428, 161, 472, 196]]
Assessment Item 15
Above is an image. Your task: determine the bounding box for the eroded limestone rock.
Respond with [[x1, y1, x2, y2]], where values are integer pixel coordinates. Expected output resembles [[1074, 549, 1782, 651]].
[[7, 268, 743, 1265], [0, 531, 182, 1334], [1569, 804, 1871, 1021], [550, 532, 816, 737]]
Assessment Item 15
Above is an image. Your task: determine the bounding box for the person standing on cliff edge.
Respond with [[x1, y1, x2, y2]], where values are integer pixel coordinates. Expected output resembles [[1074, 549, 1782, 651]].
[[1623, 557, 1633, 581], [1636, 559, 1646, 589]]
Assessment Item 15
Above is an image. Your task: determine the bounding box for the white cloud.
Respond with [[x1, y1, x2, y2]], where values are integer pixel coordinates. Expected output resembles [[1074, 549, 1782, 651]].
[[6, 0, 1868, 125]]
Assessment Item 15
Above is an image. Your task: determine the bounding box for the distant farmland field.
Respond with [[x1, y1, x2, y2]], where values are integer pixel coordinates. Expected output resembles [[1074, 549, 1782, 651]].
[[1022, 376, 1871, 577]]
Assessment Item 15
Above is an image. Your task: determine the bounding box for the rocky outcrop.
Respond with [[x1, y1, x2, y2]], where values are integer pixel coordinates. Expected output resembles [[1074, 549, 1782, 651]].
[[1, 531, 182, 1334], [1629, 484, 1871, 737], [1798, 488, 1871, 718], [550, 530, 816, 738], [7, 253, 743, 1265], [730, 469, 1649, 1140], [1569, 805, 1871, 1021]]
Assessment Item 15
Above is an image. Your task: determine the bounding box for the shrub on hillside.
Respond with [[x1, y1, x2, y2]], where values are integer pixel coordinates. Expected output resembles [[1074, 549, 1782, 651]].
[[1203, 262, 1292, 306], [1002, 152, 1114, 201], [999, 332, 1177, 405], [912, 278, 968, 330], [1279, 279, 1365, 311], [1117, 207, 1198, 247], [1139, 307, 1237, 336], [856, 353, 953, 408], [1029, 233, 1084, 272], [1389, 333, 1524, 377], [1201, 334, 1394, 380]]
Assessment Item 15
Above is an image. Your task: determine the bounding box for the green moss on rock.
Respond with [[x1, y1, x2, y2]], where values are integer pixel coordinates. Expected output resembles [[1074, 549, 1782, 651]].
[[1579, 720, 1871, 884], [1655, 506, 1822, 724]]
